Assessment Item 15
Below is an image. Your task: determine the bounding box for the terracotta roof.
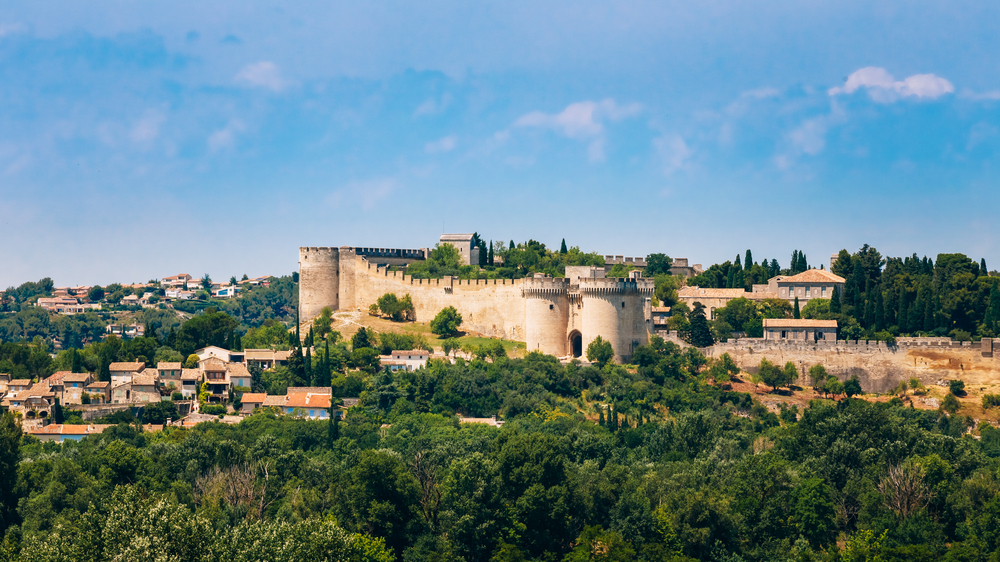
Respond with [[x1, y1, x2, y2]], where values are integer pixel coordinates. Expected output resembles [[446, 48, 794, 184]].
[[46, 371, 71, 383], [181, 369, 202, 381], [63, 373, 92, 383], [9, 379, 31, 386], [109, 362, 145, 372], [391, 350, 429, 357], [226, 363, 251, 378], [202, 358, 226, 370], [677, 287, 750, 299], [157, 362, 182, 370], [262, 395, 286, 407], [240, 393, 266, 404], [274, 350, 291, 361], [284, 393, 331, 409], [86, 381, 110, 389], [132, 374, 158, 386], [27, 424, 111, 436], [762, 318, 839, 328], [776, 269, 845, 284], [286, 386, 332, 395]]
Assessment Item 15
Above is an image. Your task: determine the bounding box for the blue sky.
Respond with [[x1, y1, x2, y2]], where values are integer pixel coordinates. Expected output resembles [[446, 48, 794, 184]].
[[2, 1, 1000, 287]]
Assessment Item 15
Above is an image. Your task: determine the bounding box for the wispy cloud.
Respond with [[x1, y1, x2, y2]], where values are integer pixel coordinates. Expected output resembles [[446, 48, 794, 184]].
[[653, 134, 692, 175], [509, 99, 641, 162], [235, 61, 290, 92], [776, 104, 847, 169], [326, 178, 398, 210], [425, 135, 457, 154], [208, 120, 245, 151], [959, 89, 1000, 101], [0, 23, 26, 38], [829, 67, 953, 102], [130, 110, 166, 143], [414, 93, 453, 116]]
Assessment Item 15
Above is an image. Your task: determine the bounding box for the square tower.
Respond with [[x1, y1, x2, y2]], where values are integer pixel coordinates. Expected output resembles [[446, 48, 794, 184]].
[[439, 233, 480, 265]]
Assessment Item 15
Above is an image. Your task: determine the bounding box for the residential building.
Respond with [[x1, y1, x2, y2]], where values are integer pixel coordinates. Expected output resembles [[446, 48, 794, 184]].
[[202, 358, 230, 399], [762, 318, 838, 342], [651, 307, 672, 332], [111, 374, 160, 404], [227, 363, 252, 390], [109, 362, 145, 386], [211, 285, 239, 298], [36, 297, 101, 314], [380, 350, 430, 372], [676, 286, 781, 320], [181, 369, 202, 399], [85, 381, 110, 404], [767, 269, 846, 306], [0, 373, 9, 396], [157, 362, 184, 395], [27, 424, 112, 443], [196, 346, 238, 364], [62, 373, 94, 405], [239, 275, 272, 287], [7, 379, 31, 397], [282, 392, 332, 419], [162, 274, 193, 288], [239, 393, 266, 414], [165, 289, 196, 300], [244, 349, 291, 370]]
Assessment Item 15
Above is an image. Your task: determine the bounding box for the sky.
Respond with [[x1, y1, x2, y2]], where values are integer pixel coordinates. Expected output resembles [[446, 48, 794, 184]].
[[2, 1, 1000, 287]]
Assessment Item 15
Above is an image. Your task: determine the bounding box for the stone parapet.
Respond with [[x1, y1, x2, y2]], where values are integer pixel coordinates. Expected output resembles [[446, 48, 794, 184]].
[[578, 278, 654, 295]]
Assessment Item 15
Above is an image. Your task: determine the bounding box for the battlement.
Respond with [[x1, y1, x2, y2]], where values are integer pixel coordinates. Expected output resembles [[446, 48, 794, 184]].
[[579, 277, 655, 295], [347, 247, 427, 260], [604, 255, 647, 267], [522, 278, 570, 295], [300, 246, 338, 254]]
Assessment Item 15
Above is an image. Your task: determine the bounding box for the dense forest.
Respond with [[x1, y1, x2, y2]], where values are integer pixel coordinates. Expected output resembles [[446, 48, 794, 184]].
[[3, 335, 1000, 561]]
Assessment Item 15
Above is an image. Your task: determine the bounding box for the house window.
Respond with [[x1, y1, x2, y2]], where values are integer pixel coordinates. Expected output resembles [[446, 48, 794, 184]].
[[309, 410, 315, 417], [822, 287, 827, 298], [781, 330, 787, 339], [805, 287, 810, 298]]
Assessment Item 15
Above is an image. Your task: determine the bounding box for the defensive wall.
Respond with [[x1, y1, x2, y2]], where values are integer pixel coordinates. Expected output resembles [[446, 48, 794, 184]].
[[300, 246, 654, 361], [659, 331, 1000, 393]]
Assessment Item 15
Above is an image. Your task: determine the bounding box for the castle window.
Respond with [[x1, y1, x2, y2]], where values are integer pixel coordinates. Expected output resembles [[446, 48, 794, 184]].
[[622, 302, 625, 308], [549, 304, 554, 310]]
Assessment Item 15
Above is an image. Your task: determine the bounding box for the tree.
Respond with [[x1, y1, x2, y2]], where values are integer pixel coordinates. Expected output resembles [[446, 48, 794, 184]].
[[431, 307, 463, 338], [686, 302, 715, 347], [793, 297, 801, 319], [313, 307, 334, 338], [586, 336, 614, 368], [830, 285, 842, 313], [351, 327, 374, 350], [645, 253, 673, 276], [808, 364, 828, 389], [560, 239, 568, 254], [441, 338, 460, 356], [201, 274, 212, 290], [563, 526, 635, 562], [184, 354, 200, 369], [949, 379, 966, 396], [843, 375, 862, 397], [781, 361, 799, 387], [87, 285, 105, 302], [0, 412, 20, 533], [757, 358, 784, 391], [709, 353, 740, 384], [489, 241, 495, 266]]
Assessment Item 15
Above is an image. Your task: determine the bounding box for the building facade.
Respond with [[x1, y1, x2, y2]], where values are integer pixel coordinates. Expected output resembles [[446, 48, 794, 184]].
[[762, 318, 838, 342]]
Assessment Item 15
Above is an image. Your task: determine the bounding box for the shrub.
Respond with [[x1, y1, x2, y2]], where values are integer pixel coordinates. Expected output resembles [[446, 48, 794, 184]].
[[431, 306, 463, 338], [949, 380, 966, 396], [942, 393, 961, 414], [201, 404, 227, 416], [983, 394, 1000, 409], [171, 392, 184, 401]]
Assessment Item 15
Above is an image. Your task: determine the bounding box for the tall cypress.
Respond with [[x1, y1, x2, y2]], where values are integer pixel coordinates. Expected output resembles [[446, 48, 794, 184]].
[[598, 409, 605, 428], [923, 292, 934, 333], [985, 282, 1000, 334], [735, 254, 742, 270], [611, 406, 619, 432], [509, 240, 515, 250], [560, 239, 568, 254], [830, 286, 842, 313], [790, 250, 799, 274], [983, 258, 989, 276], [874, 287, 885, 331], [793, 297, 801, 319], [745, 249, 753, 269], [489, 241, 495, 266], [898, 291, 909, 333], [304, 347, 311, 386]]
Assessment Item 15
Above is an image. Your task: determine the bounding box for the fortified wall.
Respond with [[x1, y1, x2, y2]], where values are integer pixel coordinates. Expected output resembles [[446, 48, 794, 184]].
[[660, 331, 1000, 393], [300, 246, 654, 361]]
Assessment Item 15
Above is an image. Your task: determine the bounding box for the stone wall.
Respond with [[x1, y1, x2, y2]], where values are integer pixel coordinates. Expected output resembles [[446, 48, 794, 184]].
[[684, 335, 1000, 393]]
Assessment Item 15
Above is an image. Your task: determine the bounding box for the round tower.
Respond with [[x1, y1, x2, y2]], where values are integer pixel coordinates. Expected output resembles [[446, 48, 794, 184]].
[[523, 277, 570, 356], [579, 277, 654, 362], [299, 247, 339, 321]]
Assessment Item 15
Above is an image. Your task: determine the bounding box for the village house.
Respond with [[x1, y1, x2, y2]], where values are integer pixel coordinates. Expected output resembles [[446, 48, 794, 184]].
[[766, 269, 846, 306], [7, 379, 32, 398], [239, 393, 266, 414], [109, 362, 145, 386], [244, 349, 291, 370], [165, 289, 196, 300], [211, 285, 239, 298], [157, 362, 184, 395], [239, 275, 272, 287], [111, 373, 160, 404], [181, 369, 202, 399], [85, 381, 110, 404], [282, 390, 333, 419], [762, 318, 839, 342], [196, 346, 241, 364], [0, 374, 10, 396], [161, 274, 193, 288], [227, 363, 252, 390], [676, 286, 782, 320], [62, 373, 94, 405], [380, 350, 430, 372], [202, 359, 230, 400], [36, 297, 100, 315]]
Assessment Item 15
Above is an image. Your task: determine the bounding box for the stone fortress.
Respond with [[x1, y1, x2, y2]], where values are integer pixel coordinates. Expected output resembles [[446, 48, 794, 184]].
[[298, 236, 655, 361]]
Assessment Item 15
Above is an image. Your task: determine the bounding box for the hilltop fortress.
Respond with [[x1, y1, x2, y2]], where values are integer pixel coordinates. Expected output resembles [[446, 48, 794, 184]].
[[298, 243, 654, 361]]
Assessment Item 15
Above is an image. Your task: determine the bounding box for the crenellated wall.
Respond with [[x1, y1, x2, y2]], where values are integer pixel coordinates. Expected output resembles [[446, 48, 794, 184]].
[[524, 278, 571, 355], [579, 278, 654, 361], [299, 247, 340, 320]]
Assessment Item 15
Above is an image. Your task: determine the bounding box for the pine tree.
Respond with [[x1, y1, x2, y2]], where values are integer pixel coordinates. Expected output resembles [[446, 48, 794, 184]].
[[830, 286, 842, 313], [560, 239, 568, 254], [794, 297, 801, 319]]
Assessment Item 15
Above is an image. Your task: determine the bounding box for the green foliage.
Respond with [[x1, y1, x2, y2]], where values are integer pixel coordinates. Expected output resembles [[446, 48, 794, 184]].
[[374, 294, 415, 322], [756, 358, 796, 391], [645, 253, 673, 276], [242, 321, 292, 350], [941, 393, 961, 414], [949, 379, 966, 396], [685, 303, 714, 347], [585, 336, 614, 368], [184, 354, 200, 369], [431, 307, 463, 338]]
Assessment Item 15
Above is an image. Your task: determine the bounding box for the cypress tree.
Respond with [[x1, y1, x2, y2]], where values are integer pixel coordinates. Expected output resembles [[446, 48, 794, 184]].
[[985, 282, 1000, 334], [611, 406, 619, 432], [509, 240, 515, 250], [848, 262, 865, 308], [598, 408, 605, 427], [793, 297, 801, 319], [771, 259, 780, 278], [863, 281, 876, 328], [726, 268, 735, 289], [874, 287, 885, 331], [489, 241, 494, 266], [560, 239, 568, 254], [983, 258, 989, 276], [898, 291, 909, 333], [304, 347, 311, 386], [735, 254, 742, 270], [830, 286, 842, 313], [790, 250, 799, 274], [923, 292, 934, 333], [745, 249, 753, 269]]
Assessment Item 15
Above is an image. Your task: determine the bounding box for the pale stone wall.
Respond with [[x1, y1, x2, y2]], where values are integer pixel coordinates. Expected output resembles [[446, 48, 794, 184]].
[[524, 279, 570, 355], [299, 247, 339, 320], [580, 278, 654, 361]]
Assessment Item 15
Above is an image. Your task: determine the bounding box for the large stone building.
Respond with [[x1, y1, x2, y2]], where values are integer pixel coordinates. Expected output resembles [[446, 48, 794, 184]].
[[766, 269, 846, 305], [439, 234, 480, 266], [299, 246, 654, 361]]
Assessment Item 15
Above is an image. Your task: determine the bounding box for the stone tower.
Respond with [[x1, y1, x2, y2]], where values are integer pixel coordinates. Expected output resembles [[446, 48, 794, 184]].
[[579, 277, 654, 362], [298, 247, 339, 320], [523, 277, 571, 356]]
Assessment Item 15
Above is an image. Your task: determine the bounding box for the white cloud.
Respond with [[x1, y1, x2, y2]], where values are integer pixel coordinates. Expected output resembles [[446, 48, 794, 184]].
[[829, 67, 954, 102], [414, 93, 453, 116], [235, 61, 289, 92], [425, 135, 457, 154], [653, 134, 692, 175], [130, 110, 166, 143], [506, 99, 640, 162], [326, 178, 397, 210], [513, 99, 641, 139], [788, 117, 829, 156], [960, 89, 1000, 101], [208, 120, 245, 151]]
